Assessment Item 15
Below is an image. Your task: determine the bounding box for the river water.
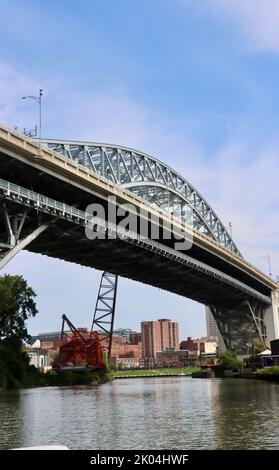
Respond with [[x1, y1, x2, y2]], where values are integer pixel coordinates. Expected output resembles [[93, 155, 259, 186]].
[[0, 377, 278, 450]]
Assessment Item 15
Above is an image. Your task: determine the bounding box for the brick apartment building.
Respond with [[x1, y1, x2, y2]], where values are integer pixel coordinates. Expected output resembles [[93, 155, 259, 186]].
[[100, 333, 142, 366], [141, 319, 179, 364], [156, 349, 194, 368]]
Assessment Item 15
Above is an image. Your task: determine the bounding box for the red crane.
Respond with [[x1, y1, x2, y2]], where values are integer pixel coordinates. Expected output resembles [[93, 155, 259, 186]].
[[56, 272, 118, 372]]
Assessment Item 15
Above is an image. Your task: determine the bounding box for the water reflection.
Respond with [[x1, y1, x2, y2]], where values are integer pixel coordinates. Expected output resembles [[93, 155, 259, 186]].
[[0, 378, 278, 449], [0, 390, 23, 449], [210, 379, 279, 449]]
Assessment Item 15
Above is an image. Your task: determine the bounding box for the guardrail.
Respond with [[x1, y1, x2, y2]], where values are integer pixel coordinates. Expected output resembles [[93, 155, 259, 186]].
[[0, 177, 272, 303]]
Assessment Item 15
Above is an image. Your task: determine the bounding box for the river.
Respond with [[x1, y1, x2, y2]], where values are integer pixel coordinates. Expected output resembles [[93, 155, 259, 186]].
[[0, 377, 278, 450]]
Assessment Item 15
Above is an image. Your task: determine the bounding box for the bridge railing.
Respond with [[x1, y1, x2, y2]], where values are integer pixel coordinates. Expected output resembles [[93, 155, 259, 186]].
[[0, 178, 86, 222], [0, 177, 274, 303]]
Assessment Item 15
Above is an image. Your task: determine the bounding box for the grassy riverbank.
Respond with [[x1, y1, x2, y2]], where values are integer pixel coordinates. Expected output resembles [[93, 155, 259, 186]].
[[45, 370, 109, 386], [112, 367, 200, 378], [256, 366, 279, 381], [0, 365, 110, 390]]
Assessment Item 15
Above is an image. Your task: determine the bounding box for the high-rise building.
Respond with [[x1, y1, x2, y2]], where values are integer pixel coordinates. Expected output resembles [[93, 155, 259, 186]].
[[205, 306, 219, 341], [141, 318, 179, 359]]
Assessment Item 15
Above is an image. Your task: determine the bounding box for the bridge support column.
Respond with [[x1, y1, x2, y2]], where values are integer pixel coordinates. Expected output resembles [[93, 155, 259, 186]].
[[263, 287, 279, 347], [0, 203, 51, 270], [209, 300, 268, 353]]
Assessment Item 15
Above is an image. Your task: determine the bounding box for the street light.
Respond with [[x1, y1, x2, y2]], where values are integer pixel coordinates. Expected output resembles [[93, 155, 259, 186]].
[[261, 253, 272, 277], [225, 222, 233, 248], [228, 222, 232, 238], [22, 89, 43, 151], [224, 221, 233, 238]]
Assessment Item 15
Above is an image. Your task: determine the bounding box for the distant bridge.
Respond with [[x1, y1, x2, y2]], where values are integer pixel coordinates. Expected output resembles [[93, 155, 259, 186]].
[[0, 124, 278, 352]]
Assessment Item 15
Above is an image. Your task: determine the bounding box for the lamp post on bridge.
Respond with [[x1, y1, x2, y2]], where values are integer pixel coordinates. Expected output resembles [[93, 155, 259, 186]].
[[228, 222, 232, 239], [225, 221, 233, 249], [261, 253, 272, 277], [22, 89, 43, 151]]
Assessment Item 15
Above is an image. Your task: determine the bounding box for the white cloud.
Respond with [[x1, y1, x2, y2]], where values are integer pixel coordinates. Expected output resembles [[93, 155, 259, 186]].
[[203, 0, 279, 53]]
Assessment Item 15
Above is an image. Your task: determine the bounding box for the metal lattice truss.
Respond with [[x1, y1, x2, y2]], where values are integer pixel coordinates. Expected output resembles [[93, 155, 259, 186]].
[[209, 301, 267, 352], [42, 140, 241, 256], [91, 272, 118, 359]]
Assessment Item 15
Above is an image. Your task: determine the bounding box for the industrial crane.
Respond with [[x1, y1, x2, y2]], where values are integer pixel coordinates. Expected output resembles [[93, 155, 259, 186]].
[[56, 272, 118, 372]]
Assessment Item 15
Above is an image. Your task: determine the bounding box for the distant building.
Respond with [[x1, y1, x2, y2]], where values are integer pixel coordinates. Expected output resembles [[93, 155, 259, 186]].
[[28, 350, 48, 369], [99, 333, 142, 365], [26, 339, 57, 371], [180, 337, 203, 357], [115, 357, 141, 368], [200, 341, 217, 355], [29, 333, 67, 369], [113, 328, 135, 340], [205, 306, 219, 341], [156, 349, 195, 368], [113, 329, 142, 344], [180, 336, 217, 360], [31, 331, 61, 342], [130, 332, 142, 344], [141, 318, 179, 361]]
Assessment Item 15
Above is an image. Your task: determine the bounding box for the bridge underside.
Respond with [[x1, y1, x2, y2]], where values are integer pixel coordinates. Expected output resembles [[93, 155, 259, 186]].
[[0, 149, 271, 298], [0, 195, 270, 352], [0, 198, 255, 305]]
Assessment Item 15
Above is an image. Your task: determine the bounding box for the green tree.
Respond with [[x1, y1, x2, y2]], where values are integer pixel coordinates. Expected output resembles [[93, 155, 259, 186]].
[[218, 351, 243, 371], [0, 274, 38, 341]]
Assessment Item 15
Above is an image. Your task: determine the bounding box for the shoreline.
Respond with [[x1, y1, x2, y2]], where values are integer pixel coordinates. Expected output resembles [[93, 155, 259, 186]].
[[113, 372, 193, 379]]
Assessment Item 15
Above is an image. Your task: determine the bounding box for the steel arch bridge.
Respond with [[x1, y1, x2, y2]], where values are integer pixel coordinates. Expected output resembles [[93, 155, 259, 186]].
[[0, 125, 278, 353], [43, 139, 241, 257]]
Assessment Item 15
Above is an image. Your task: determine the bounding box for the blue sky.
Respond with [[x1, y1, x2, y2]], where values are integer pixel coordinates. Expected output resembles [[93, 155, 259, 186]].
[[0, 0, 278, 338]]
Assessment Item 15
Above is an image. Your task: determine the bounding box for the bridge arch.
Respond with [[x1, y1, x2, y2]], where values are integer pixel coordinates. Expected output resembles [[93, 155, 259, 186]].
[[42, 139, 241, 256]]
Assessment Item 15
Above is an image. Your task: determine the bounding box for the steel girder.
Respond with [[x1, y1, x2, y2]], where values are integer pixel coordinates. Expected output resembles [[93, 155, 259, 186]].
[[0, 201, 51, 270], [0, 177, 271, 305], [41, 139, 241, 256]]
